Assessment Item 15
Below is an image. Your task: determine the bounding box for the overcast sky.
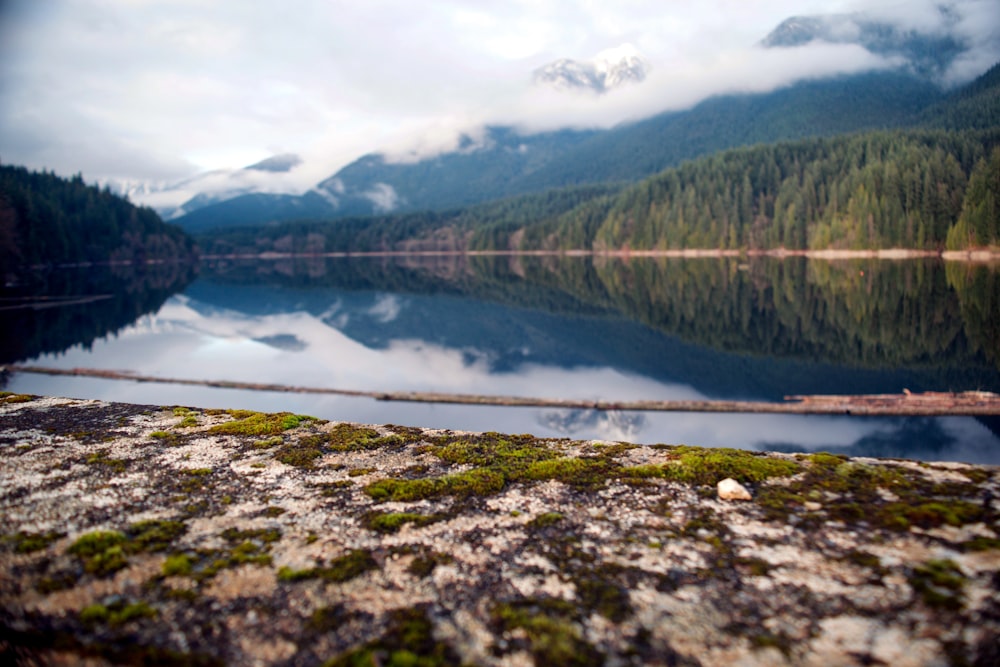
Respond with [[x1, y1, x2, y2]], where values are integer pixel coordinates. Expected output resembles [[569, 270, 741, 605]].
[[1, 0, 998, 193]]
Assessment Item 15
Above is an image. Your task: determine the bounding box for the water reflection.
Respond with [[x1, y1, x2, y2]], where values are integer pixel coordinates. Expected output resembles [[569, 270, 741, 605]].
[[4, 255, 999, 463]]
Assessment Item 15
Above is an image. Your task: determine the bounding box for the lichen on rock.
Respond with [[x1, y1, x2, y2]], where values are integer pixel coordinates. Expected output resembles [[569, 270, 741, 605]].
[[1, 395, 998, 666]]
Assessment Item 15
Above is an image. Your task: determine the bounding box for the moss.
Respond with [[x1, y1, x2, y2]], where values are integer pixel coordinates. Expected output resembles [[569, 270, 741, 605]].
[[364, 469, 504, 503], [68, 530, 129, 576], [960, 536, 1000, 551], [910, 559, 966, 610], [149, 431, 180, 445], [528, 512, 565, 529], [523, 457, 616, 489], [735, 557, 772, 577], [957, 468, 991, 484], [274, 441, 324, 468], [162, 553, 194, 576], [757, 454, 989, 533], [880, 500, 984, 530], [253, 436, 284, 449], [408, 552, 454, 578], [127, 520, 186, 553], [842, 549, 883, 571], [177, 416, 199, 428], [364, 512, 444, 534], [0, 393, 35, 404], [313, 480, 354, 496], [589, 442, 638, 458], [348, 467, 377, 477], [36, 573, 76, 594], [576, 574, 632, 622], [85, 450, 127, 473], [492, 598, 603, 667], [263, 506, 286, 518], [182, 468, 213, 476], [7, 530, 64, 554], [322, 606, 459, 667], [80, 600, 157, 627], [187, 528, 281, 580], [365, 432, 622, 502], [653, 447, 800, 486], [278, 549, 378, 583], [209, 411, 315, 437], [221, 527, 280, 544]]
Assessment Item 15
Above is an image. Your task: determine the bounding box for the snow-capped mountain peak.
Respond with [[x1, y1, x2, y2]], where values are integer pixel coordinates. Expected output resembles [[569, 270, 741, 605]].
[[533, 43, 648, 94]]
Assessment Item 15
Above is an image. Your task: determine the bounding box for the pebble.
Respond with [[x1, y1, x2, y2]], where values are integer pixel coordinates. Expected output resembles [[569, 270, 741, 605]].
[[717, 478, 752, 501]]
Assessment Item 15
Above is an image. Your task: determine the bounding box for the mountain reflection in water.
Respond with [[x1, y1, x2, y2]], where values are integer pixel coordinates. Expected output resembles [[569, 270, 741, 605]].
[[4, 255, 999, 463]]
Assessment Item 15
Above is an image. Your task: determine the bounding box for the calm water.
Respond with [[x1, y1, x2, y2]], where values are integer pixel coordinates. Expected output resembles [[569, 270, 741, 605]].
[[4, 255, 999, 463]]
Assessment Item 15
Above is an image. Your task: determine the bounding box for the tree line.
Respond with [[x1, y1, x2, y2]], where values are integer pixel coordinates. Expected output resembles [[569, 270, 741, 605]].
[[197, 129, 1000, 255], [0, 164, 196, 275]]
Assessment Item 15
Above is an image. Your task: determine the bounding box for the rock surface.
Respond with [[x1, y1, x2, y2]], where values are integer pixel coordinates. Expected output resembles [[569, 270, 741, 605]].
[[1, 394, 999, 666]]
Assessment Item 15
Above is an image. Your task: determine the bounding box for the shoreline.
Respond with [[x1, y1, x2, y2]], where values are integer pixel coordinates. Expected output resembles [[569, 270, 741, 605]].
[[2, 394, 999, 666], [197, 247, 1000, 263]]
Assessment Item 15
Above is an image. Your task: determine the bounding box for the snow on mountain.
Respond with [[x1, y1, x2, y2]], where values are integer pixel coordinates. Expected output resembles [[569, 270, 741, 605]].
[[101, 154, 309, 218], [533, 43, 648, 94]]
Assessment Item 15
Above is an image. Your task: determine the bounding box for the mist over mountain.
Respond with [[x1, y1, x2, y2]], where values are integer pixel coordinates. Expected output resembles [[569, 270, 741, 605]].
[[174, 69, 948, 233], [161, 7, 998, 234], [761, 10, 967, 80]]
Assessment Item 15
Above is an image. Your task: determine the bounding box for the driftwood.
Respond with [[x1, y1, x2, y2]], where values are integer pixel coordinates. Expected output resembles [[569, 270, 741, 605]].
[[8, 365, 1000, 415]]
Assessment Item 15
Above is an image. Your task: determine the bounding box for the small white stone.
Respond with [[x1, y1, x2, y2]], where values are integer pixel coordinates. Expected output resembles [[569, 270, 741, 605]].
[[717, 478, 752, 501]]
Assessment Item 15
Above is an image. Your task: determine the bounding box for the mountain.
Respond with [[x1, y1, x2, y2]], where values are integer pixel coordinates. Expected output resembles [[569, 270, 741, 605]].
[[532, 44, 648, 94], [172, 7, 998, 235], [175, 70, 944, 233], [103, 153, 308, 221], [761, 10, 967, 80]]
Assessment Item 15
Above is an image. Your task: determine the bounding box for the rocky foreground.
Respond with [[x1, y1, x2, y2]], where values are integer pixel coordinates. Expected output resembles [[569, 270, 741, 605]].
[[1, 394, 998, 666]]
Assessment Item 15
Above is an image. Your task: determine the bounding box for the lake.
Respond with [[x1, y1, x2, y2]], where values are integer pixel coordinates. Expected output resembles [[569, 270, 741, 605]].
[[4, 254, 999, 463]]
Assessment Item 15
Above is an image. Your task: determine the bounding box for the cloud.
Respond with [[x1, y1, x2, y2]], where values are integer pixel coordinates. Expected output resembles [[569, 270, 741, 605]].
[[0, 0, 996, 191]]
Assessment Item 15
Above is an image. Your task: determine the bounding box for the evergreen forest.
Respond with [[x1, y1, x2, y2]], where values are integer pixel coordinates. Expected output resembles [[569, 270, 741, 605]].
[[0, 164, 196, 276]]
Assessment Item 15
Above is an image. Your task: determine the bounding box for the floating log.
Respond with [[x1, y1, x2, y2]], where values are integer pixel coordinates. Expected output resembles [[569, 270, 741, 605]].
[[8, 365, 1000, 416]]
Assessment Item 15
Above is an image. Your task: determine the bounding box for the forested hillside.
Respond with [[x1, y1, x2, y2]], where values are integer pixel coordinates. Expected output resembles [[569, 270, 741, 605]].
[[174, 70, 949, 232], [582, 130, 1000, 251], [0, 164, 195, 274], [197, 130, 1000, 254]]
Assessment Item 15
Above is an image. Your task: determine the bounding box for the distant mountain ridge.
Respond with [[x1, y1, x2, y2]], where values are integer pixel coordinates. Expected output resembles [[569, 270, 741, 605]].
[[761, 10, 967, 79], [174, 70, 947, 233], [170, 8, 999, 234]]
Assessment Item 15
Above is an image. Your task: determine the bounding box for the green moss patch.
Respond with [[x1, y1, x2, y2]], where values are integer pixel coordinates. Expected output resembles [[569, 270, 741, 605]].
[[277, 549, 378, 583], [68, 530, 129, 576], [0, 392, 35, 404], [756, 454, 991, 533], [492, 597, 604, 667], [528, 512, 565, 529], [209, 411, 315, 437], [322, 606, 459, 667], [910, 559, 966, 610], [80, 600, 157, 627], [126, 520, 187, 553], [623, 447, 800, 486], [5, 530, 64, 554], [85, 450, 127, 473], [407, 551, 454, 578], [363, 511, 445, 534]]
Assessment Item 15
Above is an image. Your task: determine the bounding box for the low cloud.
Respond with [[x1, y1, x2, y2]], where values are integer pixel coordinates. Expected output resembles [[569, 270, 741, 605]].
[[0, 0, 996, 192]]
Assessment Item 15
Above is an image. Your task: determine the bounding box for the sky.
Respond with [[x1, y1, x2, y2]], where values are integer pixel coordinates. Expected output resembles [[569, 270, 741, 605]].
[[1, 0, 998, 200]]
